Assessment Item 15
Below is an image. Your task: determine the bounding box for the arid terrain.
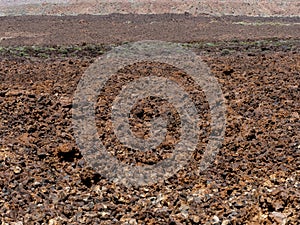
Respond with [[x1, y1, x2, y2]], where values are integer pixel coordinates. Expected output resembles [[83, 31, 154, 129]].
[[0, 0, 299, 17], [0, 14, 299, 224]]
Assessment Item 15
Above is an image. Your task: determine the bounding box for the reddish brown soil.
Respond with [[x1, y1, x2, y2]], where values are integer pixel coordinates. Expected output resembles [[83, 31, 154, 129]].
[[0, 15, 299, 225]]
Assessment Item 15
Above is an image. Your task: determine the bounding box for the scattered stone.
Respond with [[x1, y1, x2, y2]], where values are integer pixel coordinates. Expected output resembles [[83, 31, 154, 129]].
[[60, 96, 72, 108], [221, 220, 230, 225], [12, 222, 23, 225], [128, 219, 137, 225], [212, 215, 220, 224], [192, 215, 200, 223], [57, 143, 73, 153], [48, 219, 61, 225], [0, 38, 299, 224], [270, 212, 287, 225], [13, 166, 22, 174]]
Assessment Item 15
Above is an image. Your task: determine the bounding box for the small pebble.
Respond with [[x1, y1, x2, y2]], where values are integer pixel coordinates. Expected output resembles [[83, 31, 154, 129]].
[[128, 219, 137, 225], [271, 212, 287, 225], [13, 222, 23, 225], [192, 215, 200, 223], [222, 220, 230, 225], [48, 219, 58, 225], [213, 215, 220, 224], [13, 166, 22, 174]]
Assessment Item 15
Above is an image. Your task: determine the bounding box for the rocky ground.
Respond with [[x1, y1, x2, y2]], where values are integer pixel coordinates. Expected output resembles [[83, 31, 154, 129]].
[[1, 15, 300, 46], [0, 0, 299, 17], [0, 15, 299, 225]]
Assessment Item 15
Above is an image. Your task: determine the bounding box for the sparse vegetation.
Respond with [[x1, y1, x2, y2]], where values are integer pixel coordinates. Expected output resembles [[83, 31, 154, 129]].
[[233, 21, 300, 26], [0, 44, 111, 59], [0, 39, 298, 59]]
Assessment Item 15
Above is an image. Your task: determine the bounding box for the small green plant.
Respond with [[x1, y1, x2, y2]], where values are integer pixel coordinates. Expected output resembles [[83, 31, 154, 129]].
[[221, 49, 231, 56], [205, 42, 216, 47]]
